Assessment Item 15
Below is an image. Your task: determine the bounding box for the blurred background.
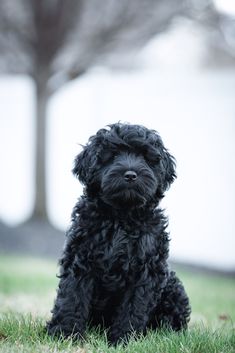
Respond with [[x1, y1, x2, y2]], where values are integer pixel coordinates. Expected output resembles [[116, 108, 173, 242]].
[[0, 0, 235, 273]]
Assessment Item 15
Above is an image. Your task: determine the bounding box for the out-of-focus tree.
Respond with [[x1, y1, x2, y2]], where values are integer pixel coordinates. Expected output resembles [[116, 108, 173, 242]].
[[0, 0, 186, 223], [1, 0, 234, 225]]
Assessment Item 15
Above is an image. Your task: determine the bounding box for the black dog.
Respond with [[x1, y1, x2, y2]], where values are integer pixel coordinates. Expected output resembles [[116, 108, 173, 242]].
[[47, 123, 190, 344]]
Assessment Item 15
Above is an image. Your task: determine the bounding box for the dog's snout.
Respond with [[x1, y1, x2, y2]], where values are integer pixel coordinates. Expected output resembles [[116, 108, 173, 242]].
[[124, 170, 137, 182]]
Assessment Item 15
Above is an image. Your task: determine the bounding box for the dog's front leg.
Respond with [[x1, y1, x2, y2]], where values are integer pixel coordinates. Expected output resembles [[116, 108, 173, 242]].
[[47, 273, 93, 340], [108, 271, 162, 344]]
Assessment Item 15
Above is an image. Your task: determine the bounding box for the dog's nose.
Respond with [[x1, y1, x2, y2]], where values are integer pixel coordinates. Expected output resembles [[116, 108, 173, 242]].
[[124, 170, 137, 182]]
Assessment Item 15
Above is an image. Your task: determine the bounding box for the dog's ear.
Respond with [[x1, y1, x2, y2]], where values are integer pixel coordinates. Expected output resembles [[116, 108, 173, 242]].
[[73, 146, 91, 184], [159, 146, 176, 193], [72, 130, 105, 184], [73, 139, 99, 185]]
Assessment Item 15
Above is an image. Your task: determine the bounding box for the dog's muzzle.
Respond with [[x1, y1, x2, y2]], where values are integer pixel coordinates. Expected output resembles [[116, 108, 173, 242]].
[[99, 152, 158, 208]]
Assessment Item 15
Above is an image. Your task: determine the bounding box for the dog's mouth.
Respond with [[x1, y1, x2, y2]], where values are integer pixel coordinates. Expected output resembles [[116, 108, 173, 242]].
[[100, 181, 152, 209], [102, 191, 147, 208]]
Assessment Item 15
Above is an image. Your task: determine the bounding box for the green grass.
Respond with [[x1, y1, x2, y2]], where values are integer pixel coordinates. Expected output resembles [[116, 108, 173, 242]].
[[0, 255, 58, 294], [0, 255, 235, 352]]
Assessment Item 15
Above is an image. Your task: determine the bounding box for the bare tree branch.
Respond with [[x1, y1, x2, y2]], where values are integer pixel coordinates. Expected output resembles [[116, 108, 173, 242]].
[[187, 0, 235, 63], [0, 0, 187, 87]]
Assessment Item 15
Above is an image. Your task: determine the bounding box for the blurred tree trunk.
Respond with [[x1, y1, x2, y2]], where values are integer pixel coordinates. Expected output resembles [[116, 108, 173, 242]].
[[32, 71, 50, 221]]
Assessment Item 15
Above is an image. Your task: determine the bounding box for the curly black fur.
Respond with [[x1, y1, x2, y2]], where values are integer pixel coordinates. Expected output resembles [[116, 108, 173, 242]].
[[47, 123, 191, 344]]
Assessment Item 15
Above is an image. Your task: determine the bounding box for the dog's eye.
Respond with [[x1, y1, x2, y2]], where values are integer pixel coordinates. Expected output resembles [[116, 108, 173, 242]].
[[97, 150, 116, 163], [146, 154, 161, 167], [147, 160, 157, 168]]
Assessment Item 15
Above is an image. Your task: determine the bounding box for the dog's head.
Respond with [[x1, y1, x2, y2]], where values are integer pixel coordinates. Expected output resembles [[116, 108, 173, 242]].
[[73, 123, 176, 209]]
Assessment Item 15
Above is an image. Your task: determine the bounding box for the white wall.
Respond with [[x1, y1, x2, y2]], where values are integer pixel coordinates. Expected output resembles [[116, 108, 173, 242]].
[[48, 68, 235, 270]]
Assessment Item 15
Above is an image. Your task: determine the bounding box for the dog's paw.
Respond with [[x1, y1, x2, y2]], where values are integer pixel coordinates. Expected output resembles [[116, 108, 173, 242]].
[[108, 329, 131, 346], [46, 322, 84, 341]]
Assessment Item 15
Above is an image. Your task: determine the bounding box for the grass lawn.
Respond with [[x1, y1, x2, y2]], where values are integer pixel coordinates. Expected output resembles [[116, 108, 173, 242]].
[[0, 255, 234, 352]]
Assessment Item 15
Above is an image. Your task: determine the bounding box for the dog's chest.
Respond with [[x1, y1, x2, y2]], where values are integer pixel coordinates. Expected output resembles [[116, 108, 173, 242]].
[[91, 221, 158, 289]]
